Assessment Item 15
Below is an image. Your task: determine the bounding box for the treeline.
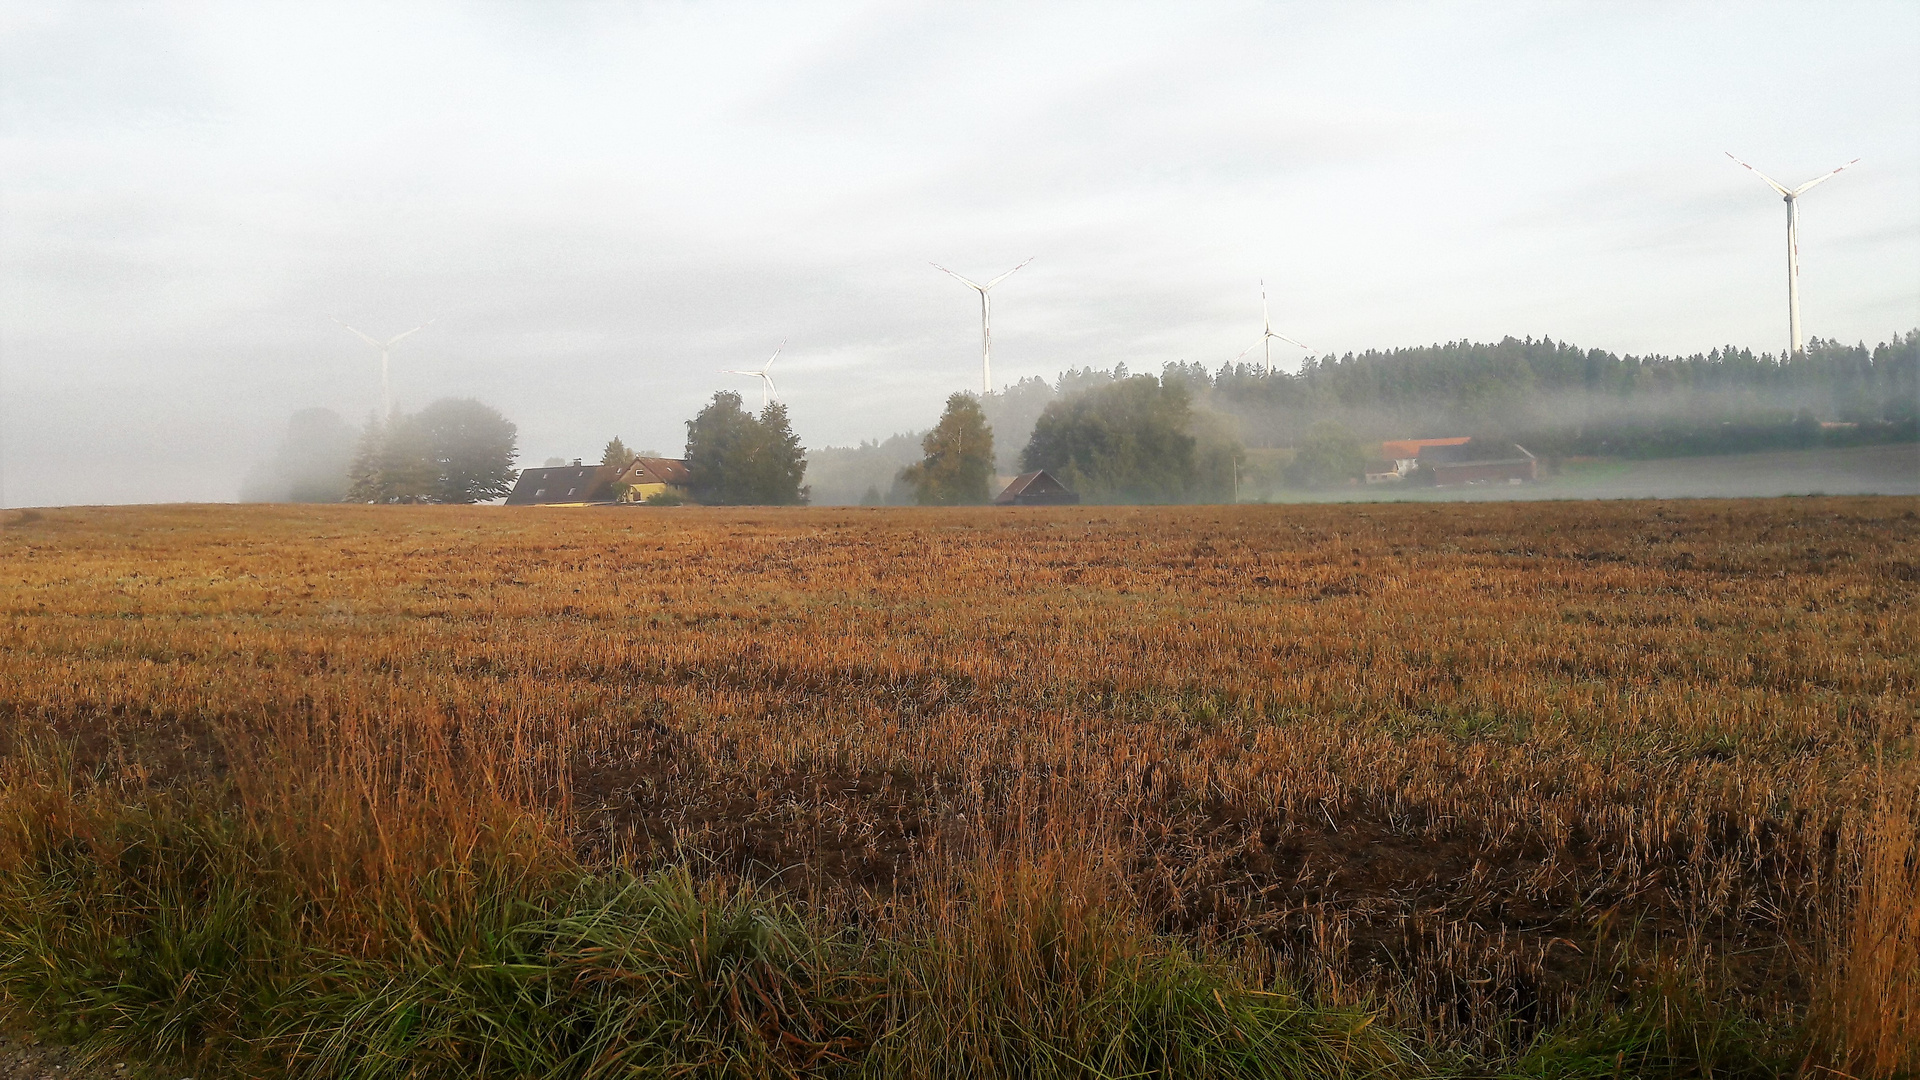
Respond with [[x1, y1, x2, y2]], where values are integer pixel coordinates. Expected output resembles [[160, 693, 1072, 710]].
[[1190, 331, 1918, 456], [848, 379, 1237, 507], [251, 331, 1916, 506], [242, 398, 519, 504], [807, 329, 1917, 503], [249, 391, 811, 507]]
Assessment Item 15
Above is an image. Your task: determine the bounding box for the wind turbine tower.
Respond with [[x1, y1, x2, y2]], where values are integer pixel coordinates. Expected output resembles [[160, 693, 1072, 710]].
[[724, 343, 783, 408], [1726, 152, 1859, 358], [333, 317, 435, 418], [1234, 280, 1307, 375], [933, 258, 1034, 394]]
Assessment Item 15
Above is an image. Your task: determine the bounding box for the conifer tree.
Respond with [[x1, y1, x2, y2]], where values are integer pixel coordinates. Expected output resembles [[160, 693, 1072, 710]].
[[601, 437, 635, 468]]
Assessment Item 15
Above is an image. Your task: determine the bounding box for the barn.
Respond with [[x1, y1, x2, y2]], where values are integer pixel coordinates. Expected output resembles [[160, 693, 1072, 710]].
[[1419, 442, 1538, 485], [994, 470, 1079, 506]]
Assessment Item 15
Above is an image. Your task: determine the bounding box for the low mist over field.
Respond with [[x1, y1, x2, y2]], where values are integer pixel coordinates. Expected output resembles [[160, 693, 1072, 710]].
[[3, 3, 1917, 508]]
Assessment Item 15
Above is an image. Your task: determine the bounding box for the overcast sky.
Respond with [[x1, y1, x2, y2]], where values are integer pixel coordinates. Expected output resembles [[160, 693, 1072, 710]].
[[2, 2, 1916, 506]]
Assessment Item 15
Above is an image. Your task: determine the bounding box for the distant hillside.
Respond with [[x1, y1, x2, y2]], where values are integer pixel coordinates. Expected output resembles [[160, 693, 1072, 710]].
[[807, 331, 1917, 504]]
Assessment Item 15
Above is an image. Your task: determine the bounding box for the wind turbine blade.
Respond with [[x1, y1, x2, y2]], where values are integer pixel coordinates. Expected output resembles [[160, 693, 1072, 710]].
[[762, 340, 785, 373], [1232, 341, 1262, 363], [1725, 152, 1791, 196], [331, 316, 382, 349], [763, 374, 777, 398], [385, 317, 436, 346], [1792, 158, 1860, 195], [984, 256, 1035, 289], [1271, 332, 1308, 350], [931, 263, 985, 290], [1261, 279, 1271, 332]]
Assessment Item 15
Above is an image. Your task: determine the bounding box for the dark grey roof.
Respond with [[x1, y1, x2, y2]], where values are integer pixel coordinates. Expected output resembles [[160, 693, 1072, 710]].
[[504, 464, 619, 505]]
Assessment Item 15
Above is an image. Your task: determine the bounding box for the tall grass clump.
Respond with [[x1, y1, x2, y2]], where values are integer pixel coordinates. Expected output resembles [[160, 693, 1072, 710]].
[[869, 836, 1406, 1079], [1815, 765, 1920, 1079], [288, 867, 875, 1079], [0, 786, 303, 1061]]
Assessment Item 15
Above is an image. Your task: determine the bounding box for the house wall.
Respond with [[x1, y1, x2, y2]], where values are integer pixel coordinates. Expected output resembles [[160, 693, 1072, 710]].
[[621, 482, 688, 502]]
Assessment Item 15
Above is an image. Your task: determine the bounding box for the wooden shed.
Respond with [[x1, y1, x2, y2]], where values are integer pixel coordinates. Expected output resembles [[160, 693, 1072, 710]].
[[994, 470, 1079, 506]]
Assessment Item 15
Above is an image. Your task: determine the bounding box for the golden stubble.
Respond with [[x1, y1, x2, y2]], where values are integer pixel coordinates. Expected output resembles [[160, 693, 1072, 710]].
[[1, 497, 1914, 1059]]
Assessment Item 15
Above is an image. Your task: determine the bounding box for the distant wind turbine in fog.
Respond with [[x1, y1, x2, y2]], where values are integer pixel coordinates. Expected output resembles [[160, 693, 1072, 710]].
[[724, 343, 783, 408], [1233, 279, 1308, 375], [933, 258, 1034, 395], [332, 317, 435, 418], [1725, 152, 1859, 358]]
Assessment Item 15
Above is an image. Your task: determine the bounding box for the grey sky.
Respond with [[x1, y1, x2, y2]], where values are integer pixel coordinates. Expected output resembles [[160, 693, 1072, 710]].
[[2, 1, 1916, 507]]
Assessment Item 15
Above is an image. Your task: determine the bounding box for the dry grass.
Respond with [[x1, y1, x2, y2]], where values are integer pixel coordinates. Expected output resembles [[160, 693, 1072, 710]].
[[1817, 762, 1920, 1077], [0, 497, 1915, 1072]]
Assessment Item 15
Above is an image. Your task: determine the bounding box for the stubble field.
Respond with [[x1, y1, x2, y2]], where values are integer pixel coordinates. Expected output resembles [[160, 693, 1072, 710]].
[[0, 498, 1914, 1078]]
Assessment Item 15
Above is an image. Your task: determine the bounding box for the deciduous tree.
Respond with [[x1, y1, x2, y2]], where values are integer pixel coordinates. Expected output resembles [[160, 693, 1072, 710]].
[[1020, 376, 1219, 503], [902, 393, 995, 505], [683, 392, 808, 505]]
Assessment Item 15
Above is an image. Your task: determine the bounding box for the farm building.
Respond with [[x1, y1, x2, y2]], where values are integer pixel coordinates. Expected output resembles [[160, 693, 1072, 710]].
[[505, 463, 619, 505], [506, 457, 694, 506], [614, 456, 692, 501], [1363, 460, 1403, 484], [1381, 437, 1470, 477], [994, 470, 1079, 506], [1418, 441, 1538, 485]]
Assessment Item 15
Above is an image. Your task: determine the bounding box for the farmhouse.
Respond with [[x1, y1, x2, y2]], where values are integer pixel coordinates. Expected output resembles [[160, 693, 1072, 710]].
[[504, 457, 694, 506], [994, 470, 1079, 505], [614, 456, 693, 501], [505, 463, 619, 505]]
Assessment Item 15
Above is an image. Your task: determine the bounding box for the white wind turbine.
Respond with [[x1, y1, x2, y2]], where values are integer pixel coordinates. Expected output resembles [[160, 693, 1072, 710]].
[[724, 343, 783, 408], [1233, 280, 1307, 375], [932, 257, 1034, 394], [1726, 152, 1859, 358], [332, 316, 435, 418]]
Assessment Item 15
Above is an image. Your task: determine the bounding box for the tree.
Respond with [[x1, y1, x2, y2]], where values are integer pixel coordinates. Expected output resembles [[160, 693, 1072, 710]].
[[240, 407, 355, 503], [901, 393, 995, 505], [683, 391, 807, 505], [344, 399, 518, 503], [601, 437, 636, 468], [1020, 376, 1210, 503], [345, 414, 386, 502], [1283, 421, 1364, 489], [345, 413, 433, 503], [977, 376, 1059, 474], [415, 398, 519, 503]]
